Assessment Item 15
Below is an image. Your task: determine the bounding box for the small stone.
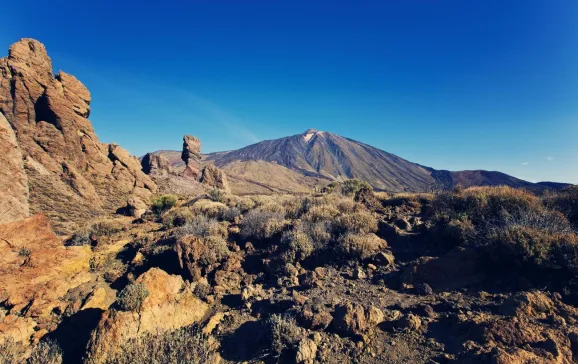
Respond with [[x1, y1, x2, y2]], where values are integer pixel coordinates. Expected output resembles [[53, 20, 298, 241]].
[[353, 268, 366, 280]]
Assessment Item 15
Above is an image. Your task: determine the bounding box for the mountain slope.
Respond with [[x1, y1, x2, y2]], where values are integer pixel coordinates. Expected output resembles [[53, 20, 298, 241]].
[[205, 129, 437, 192], [152, 129, 570, 194]]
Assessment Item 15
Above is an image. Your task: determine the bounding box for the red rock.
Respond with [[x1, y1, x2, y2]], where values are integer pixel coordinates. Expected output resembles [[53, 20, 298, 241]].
[[0, 38, 157, 232]]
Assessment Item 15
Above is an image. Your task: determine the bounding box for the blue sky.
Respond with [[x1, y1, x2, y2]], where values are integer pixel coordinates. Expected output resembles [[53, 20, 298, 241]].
[[1, 0, 577, 183]]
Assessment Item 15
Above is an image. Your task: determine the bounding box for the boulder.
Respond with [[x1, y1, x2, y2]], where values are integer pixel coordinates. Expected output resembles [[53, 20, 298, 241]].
[[140, 153, 173, 177], [0, 214, 93, 346], [181, 135, 202, 179], [86, 268, 209, 363], [0, 39, 157, 232], [0, 111, 29, 223], [296, 338, 317, 364], [330, 302, 367, 337], [200, 164, 230, 192]]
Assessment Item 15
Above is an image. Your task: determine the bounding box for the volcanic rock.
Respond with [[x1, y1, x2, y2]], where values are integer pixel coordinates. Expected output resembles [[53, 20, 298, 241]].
[[86, 268, 209, 363], [0, 38, 157, 232], [200, 164, 230, 191], [181, 134, 202, 179], [0, 111, 29, 223], [0, 214, 93, 346], [141, 152, 173, 177]]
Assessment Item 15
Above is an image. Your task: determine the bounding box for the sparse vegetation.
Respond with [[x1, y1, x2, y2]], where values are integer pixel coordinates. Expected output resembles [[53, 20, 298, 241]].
[[267, 314, 303, 357], [91, 219, 128, 236], [151, 194, 178, 216], [117, 282, 149, 311], [105, 326, 215, 364], [27, 339, 62, 364], [239, 208, 285, 241]]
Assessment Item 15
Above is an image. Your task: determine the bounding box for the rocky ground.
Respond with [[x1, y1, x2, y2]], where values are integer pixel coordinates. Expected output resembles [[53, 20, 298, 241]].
[[2, 182, 577, 363]]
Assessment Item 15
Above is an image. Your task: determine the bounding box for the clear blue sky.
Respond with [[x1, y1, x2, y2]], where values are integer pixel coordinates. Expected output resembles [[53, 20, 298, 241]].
[[1, 0, 577, 183]]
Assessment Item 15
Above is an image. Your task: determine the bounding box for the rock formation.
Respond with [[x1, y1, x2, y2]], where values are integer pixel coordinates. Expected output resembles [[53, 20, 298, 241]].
[[86, 268, 209, 363], [140, 152, 173, 177], [0, 39, 157, 232], [0, 214, 93, 346], [181, 134, 202, 179], [200, 163, 230, 191], [0, 111, 29, 223]]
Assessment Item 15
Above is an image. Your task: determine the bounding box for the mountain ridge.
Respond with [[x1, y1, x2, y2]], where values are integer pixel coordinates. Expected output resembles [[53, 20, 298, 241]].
[[148, 129, 571, 194]]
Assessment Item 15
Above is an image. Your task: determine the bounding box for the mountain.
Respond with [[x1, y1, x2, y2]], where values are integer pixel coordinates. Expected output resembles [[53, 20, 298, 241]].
[[0, 39, 157, 232], [150, 129, 569, 195]]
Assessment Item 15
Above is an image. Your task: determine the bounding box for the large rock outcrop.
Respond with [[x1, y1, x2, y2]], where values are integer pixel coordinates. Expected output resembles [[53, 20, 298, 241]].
[[181, 134, 202, 179], [140, 152, 173, 177], [200, 163, 230, 191], [86, 268, 209, 363], [0, 38, 157, 233], [0, 214, 93, 346], [0, 111, 29, 223]]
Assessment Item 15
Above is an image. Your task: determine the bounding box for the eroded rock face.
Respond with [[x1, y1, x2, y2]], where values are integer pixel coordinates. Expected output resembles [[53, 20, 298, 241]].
[[86, 268, 209, 363], [181, 134, 202, 179], [0, 38, 157, 232], [200, 163, 230, 191], [0, 214, 93, 346], [141, 152, 173, 177], [0, 111, 29, 223]]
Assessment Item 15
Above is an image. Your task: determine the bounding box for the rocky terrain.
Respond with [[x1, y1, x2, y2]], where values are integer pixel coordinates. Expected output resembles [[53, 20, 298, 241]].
[[0, 39, 156, 233], [151, 129, 570, 196], [1, 38, 578, 364]]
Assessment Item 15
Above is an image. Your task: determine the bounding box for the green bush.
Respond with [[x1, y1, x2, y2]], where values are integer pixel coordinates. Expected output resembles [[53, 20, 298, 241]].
[[162, 207, 193, 228], [486, 226, 578, 273], [324, 179, 372, 196], [117, 282, 149, 311], [152, 195, 178, 216]]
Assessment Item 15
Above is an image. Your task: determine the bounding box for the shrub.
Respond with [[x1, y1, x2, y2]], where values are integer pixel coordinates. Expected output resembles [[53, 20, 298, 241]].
[[300, 220, 333, 248], [486, 226, 578, 273], [66, 226, 92, 246], [106, 325, 215, 364], [222, 207, 241, 222], [174, 215, 224, 239], [0, 337, 18, 364], [191, 199, 228, 219], [240, 209, 285, 241], [28, 339, 62, 364], [335, 209, 378, 234], [544, 186, 578, 227], [267, 314, 303, 357], [209, 188, 227, 203], [152, 195, 178, 216], [117, 282, 149, 311], [382, 193, 434, 208], [280, 229, 314, 264], [18, 247, 31, 257], [193, 282, 211, 300], [162, 207, 193, 228], [91, 219, 127, 236], [236, 197, 256, 212], [337, 233, 387, 260], [341, 179, 373, 195], [430, 187, 542, 226], [302, 204, 340, 223], [197, 236, 229, 265]]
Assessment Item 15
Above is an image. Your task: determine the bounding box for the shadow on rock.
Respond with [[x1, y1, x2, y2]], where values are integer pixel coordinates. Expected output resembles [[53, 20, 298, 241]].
[[220, 320, 268, 362], [46, 308, 103, 364]]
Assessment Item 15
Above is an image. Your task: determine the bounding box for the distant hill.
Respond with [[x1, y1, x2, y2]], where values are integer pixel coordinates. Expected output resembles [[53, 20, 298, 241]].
[[150, 129, 571, 194]]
